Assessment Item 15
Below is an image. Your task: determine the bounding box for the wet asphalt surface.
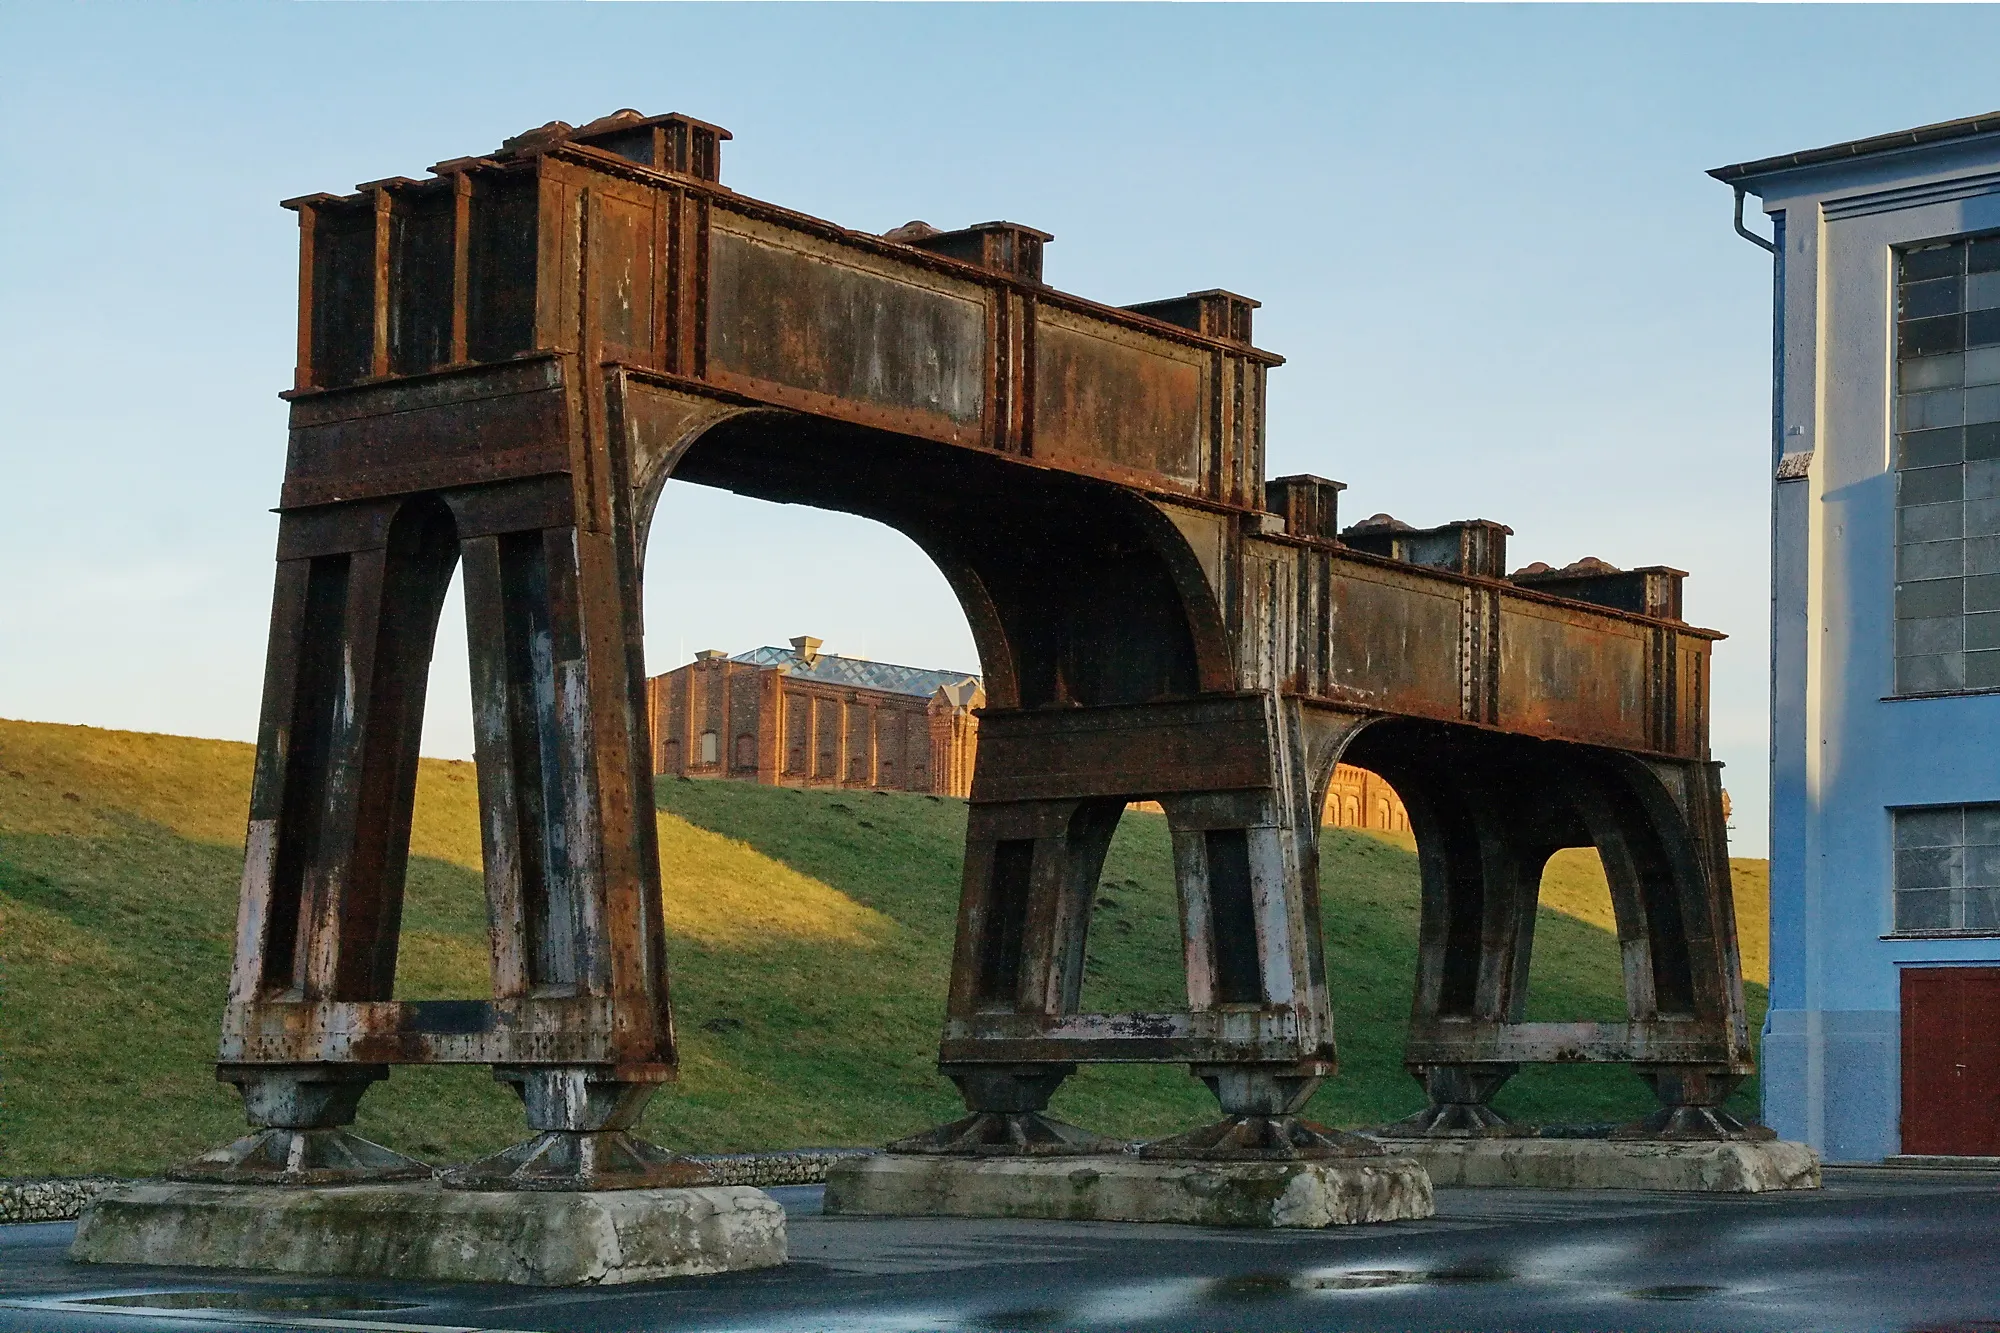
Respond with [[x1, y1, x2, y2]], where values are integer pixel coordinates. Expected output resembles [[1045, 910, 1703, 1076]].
[[1, 1168, 1996, 1333]]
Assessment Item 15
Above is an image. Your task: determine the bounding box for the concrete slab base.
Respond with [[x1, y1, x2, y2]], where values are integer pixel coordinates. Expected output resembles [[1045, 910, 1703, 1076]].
[[69, 1180, 786, 1286], [823, 1153, 1434, 1228], [1368, 1137, 1821, 1192]]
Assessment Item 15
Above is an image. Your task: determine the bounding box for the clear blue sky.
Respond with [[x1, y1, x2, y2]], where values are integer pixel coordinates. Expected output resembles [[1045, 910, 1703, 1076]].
[[4, 3, 1997, 855]]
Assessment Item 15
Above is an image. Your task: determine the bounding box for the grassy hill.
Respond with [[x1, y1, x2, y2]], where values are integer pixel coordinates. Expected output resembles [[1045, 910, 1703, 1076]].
[[0, 718, 1767, 1177]]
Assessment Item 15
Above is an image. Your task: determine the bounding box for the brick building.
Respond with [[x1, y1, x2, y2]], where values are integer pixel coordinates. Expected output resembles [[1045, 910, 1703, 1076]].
[[647, 637, 983, 796], [1323, 763, 1410, 834], [649, 636, 1413, 827]]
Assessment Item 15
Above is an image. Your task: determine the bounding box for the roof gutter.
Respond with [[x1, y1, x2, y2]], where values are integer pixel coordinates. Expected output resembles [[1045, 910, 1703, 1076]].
[[1732, 186, 1776, 255], [1708, 110, 2000, 184]]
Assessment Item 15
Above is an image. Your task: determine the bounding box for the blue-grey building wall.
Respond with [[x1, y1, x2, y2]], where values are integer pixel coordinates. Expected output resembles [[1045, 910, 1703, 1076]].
[[1732, 126, 2000, 1162]]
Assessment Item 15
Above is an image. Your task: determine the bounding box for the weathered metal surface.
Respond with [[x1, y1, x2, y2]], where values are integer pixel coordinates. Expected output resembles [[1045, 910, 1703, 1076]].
[[1403, 1018, 1742, 1067], [939, 1009, 1316, 1065], [968, 697, 1274, 803], [218, 997, 630, 1066], [1320, 563, 1466, 719], [1032, 307, 1210, 495], [707, 217, 989, 439], [277, 113, 1720, 752], [1497, 603, 1650, 751], [191, 109, 1756, 1191], [281, 358, 573, 509]]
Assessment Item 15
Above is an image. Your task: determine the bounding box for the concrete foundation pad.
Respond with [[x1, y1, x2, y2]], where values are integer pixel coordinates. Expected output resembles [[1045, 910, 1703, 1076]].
[[823, 1153, 1434, 1228], [70, 1180, 786, 1286], [1371, 1137, 1821, 1192]]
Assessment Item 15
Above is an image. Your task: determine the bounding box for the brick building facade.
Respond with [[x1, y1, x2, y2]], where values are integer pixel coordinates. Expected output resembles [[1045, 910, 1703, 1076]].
[[647, 637, 983, 796], [1322, 763, 1410, 834], [649, 637, 1412, 828]]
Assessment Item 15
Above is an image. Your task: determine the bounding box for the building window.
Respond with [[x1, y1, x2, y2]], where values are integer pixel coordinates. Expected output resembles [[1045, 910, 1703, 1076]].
[[1893, 803, 2000, 935], [1894, 235, 2000, 695], [734, 733, 757, 770], [699, 730, 719, 765]]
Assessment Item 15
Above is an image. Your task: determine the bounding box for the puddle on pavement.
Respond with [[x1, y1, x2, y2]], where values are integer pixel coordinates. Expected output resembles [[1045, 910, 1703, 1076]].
[[968, 1306, 1065, 1330], [1299, 1269, 1425, 1291], [72, 1291, 422, 1312], [1424, 1263, 1512, 1284], [1626, 1284, 1724, 1301], [1209, 1273, 1297, 1300], [1213, 1262, 1514, 1299]]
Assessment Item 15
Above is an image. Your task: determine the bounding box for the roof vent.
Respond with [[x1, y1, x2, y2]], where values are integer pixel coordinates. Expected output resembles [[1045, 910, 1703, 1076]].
[[789, 636, 823, 666]]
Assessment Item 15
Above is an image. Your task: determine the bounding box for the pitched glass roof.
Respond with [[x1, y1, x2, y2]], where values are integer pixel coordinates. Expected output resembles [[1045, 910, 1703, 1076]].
[[729, 645, 981, 700]]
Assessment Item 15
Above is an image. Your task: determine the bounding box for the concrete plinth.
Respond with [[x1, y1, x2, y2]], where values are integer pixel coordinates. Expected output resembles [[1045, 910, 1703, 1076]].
[[70, 1180, 786, 1286], [823, 1153, 1433, 1228], [1371, 1137, 1821, 1193]]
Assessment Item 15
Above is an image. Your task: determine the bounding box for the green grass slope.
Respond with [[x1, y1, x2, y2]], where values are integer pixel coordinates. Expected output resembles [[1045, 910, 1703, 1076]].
[[0, 719, 1765, 1176]]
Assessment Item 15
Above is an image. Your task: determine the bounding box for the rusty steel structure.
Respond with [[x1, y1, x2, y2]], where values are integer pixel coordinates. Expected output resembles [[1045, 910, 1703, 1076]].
[[184, 110, 1758, 1189]]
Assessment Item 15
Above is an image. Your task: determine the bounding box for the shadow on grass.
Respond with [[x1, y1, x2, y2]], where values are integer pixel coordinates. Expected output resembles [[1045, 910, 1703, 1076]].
[[652, 783, 1765, 1139], [0, 763, 1762, 1175]]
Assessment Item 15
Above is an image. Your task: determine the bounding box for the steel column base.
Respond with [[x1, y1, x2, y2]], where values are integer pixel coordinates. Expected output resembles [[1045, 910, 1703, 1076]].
[[886, 1111, 1122, 1157], [442, 1131, 720, 1191], [166, 1128, 434, 1187], [1380, 1102, 1526, 1138], [1139, 1114, 1383, 1162], [1382, 1064, 1523, 1137], [1610, 1106, 1777, 1143]]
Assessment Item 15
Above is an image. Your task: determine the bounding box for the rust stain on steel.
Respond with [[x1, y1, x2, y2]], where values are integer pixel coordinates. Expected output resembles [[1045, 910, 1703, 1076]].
[[1032, 309, 1208, 493], [1321, 564, 1465, 718], [1497, 602, 1650, 751], [707, 221, 988, 437], [182, 108, 1755, 1190]]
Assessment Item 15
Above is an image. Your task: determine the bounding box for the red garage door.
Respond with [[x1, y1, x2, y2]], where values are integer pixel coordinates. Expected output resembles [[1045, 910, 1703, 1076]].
[[1902, 967, 2000, 1155]]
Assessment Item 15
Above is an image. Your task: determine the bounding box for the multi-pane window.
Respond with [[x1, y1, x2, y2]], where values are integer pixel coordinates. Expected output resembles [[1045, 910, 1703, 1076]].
[[1893, 804, 2000, 934], [1894, 235, 2000, 695]]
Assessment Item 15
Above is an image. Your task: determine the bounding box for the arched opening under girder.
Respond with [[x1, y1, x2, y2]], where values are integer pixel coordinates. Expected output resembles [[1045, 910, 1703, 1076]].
[[1321, 762, 1410, 836], [1327, 719, 1707, 1023], [640, 476, 979, 794], [236, 408, 1240, 1163], [640, 411, 1233, 711], [1315, 717, 1730, 1125], [623, 410, 1243, 1144]]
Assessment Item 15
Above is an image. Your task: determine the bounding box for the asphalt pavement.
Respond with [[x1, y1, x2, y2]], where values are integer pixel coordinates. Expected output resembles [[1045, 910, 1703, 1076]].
[[2, 1168, 1996, 1333]]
